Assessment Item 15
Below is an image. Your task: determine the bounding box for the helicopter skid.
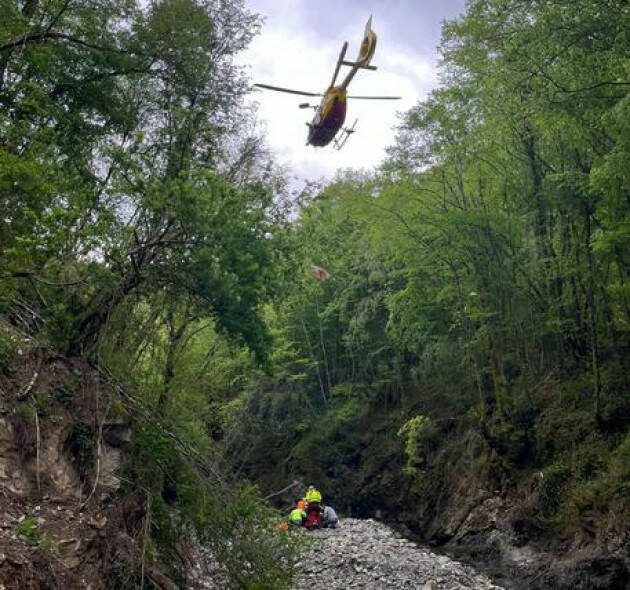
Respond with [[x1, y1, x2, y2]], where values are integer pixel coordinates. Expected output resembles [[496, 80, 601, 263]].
[[333, 118, 358, 150]]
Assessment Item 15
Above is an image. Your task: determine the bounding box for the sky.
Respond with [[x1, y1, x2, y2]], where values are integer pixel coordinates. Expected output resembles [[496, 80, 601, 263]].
[[238, 0, 466, 184]]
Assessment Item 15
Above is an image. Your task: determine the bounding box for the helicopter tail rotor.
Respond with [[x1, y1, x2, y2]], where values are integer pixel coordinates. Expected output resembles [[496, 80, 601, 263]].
[[356, 15, 377, 67], [338, 16, 378, 90], [339, 16, 377, 70]]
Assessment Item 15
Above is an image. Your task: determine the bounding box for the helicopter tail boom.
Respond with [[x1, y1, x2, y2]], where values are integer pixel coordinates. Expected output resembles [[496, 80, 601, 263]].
[[329, 41, 348, 87]]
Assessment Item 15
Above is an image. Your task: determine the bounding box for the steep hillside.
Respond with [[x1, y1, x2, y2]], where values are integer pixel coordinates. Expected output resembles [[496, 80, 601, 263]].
[[0, 326, 297, 589], [0, 335, 150, 588]]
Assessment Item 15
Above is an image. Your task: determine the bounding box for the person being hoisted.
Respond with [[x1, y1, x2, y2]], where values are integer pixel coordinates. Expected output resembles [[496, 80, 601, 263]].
[[288, 500, 307, 528]]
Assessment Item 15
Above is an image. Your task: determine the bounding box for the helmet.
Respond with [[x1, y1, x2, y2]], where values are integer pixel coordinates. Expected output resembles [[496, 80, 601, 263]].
[[297, 500, 306, 509]]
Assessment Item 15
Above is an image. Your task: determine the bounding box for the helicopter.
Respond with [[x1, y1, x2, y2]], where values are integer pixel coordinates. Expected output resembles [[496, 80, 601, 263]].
[[253, 17, 401, 150]]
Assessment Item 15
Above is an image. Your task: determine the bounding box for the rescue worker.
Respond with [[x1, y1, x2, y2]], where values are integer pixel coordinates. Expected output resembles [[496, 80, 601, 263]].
[[288, 500, 307, 528], [302, 485, 324, 528], [304, 485, 322, 504], [322, 504, 338, 528]]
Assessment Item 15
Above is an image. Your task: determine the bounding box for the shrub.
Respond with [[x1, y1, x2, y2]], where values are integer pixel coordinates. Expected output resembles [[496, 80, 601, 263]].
[[65, 422, 95, 481], [51, 379, 76, 409], [15, 517, 41, 545], [397, 415, 436, 476], [536, 463, 572, 517], [0, 328, 17, 376], [611, 433, 630, 480]]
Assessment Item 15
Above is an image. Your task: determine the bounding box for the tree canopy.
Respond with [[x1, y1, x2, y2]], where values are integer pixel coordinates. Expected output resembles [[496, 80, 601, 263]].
[[1, 0, 630, 586]]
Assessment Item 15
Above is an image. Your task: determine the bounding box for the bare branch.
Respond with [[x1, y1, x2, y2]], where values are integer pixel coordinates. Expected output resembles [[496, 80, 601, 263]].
[[0, 31, 145, 55], [262, 480, 303, 501]]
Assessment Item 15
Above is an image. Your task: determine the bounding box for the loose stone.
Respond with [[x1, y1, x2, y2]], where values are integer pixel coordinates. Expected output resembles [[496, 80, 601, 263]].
[[294, 518, 504, 589]]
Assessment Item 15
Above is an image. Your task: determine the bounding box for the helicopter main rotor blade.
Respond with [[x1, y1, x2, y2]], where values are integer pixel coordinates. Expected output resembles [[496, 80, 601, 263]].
[[347, 95, 402, 100], [253, 83, 323, 97]]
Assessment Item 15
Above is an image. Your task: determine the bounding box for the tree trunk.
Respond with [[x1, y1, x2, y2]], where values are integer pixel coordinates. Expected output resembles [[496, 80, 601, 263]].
[[584, 210, 602, 426], [68, 269, 143, 357]]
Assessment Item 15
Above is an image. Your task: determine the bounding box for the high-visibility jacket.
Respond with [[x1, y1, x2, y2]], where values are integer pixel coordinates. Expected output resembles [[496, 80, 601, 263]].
[[288, 508, 306, 525], [305, 488, 322, 503]]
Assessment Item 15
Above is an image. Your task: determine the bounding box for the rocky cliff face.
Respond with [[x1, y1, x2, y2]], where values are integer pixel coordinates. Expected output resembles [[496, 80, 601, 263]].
[[0, 343, 147, 589]]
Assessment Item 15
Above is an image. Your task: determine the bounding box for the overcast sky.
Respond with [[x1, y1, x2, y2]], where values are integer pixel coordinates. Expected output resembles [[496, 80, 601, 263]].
[[239, 0, 466, 183]]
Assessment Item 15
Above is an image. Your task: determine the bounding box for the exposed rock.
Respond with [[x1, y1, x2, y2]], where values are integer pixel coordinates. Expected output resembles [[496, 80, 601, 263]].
[[99, 444, 122, 496], [557, 556, 630, 590], [0, 352, 134, 589], [88, 514, 107, 529], [62, 555, 82, 569]]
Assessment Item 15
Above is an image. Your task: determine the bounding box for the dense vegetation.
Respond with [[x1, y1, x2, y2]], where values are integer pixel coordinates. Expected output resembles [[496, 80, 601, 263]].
[[1, 0, 629, 586], [0, 0, 297, 587], [224, 0, 630, 547]]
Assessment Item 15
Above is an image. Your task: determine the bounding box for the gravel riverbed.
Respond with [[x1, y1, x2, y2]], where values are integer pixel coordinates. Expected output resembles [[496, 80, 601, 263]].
[[294, 518, 505, 590]]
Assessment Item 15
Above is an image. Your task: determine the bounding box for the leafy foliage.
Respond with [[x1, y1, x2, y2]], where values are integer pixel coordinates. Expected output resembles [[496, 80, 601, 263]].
[[397, 415, 435, 476], [15, 517, 42, 546], [0, 0, 297, 586], [222, 0, 630, 548], [2, 0, 630, 579]]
